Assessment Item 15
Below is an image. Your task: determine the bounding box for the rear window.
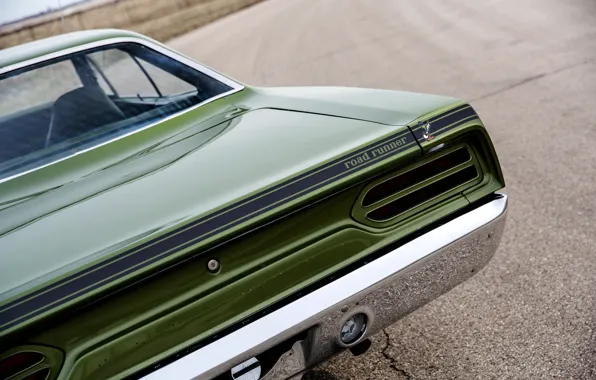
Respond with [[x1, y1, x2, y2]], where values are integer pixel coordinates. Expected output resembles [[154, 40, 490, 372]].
[[0, 42, 233, 181]]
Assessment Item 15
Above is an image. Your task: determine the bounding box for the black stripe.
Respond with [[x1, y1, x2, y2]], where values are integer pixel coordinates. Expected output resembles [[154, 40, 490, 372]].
[[429, 104, 470, 122], [232, 360, 261, 378], [0, 129, 411, 314], [0, 130, 417, 332], [411, 106, 478, 142]]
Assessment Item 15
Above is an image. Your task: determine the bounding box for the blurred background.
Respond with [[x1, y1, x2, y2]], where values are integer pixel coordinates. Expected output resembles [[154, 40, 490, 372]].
[[2, 0, 596, 379], [0, 0, 263, 48]]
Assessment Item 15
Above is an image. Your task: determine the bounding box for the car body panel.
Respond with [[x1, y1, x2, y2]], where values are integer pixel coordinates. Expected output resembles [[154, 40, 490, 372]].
[[28, 158, 470, 380], [244, 86, 462, 126], [0, 87, 427, 335], [0, 29, 506, 380]]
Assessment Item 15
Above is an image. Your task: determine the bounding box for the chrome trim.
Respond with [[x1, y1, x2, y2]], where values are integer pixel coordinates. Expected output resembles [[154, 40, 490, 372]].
[[0, 37, 243, 89], [0, 37, 244, 185], [142, 194, 508, 380]]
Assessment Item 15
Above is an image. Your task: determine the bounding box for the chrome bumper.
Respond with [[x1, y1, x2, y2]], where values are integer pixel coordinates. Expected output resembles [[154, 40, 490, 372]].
[[143, 194, 508, 380]]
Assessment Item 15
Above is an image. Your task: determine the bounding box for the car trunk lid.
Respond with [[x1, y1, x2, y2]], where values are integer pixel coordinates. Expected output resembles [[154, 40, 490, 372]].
[[0, 104, 420, 337]]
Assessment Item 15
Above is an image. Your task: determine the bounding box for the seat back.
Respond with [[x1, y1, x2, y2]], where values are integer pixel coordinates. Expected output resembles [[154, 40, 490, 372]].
[[46, 86, 125, 146]]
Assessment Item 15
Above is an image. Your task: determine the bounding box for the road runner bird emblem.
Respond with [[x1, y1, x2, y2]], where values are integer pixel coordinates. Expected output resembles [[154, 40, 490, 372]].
[[419, 120, 435, 141]]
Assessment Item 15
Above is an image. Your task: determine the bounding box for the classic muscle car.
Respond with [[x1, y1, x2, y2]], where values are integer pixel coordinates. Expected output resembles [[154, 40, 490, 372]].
[[0, 29, 507, 380]]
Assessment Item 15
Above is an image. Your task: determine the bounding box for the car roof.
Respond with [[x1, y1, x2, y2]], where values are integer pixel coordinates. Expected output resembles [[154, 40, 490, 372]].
[[0, 29, 157, 71]]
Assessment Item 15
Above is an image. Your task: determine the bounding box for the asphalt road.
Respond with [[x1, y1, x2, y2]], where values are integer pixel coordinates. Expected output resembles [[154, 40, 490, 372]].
[[169, 1, 596, 378]]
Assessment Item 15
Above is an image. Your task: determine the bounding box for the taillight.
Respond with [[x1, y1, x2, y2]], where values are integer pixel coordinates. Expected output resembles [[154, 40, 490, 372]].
[[0, 346, 62, 380], [0, 351, 44, 379], [352, 144, 484, 227]]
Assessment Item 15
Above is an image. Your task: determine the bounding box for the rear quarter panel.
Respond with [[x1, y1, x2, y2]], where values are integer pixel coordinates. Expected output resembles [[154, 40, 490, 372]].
[[0, 105, 418, 339]]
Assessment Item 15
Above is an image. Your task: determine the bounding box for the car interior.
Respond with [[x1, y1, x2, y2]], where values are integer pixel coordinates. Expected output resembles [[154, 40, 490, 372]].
[[0, 42, 232, 181]]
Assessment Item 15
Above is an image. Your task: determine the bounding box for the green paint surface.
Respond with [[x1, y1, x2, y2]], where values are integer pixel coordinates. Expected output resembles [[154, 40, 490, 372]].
[[0, 30, 504, 380]]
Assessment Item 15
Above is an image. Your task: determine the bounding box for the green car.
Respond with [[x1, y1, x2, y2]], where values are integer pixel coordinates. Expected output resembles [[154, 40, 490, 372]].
[[0, 29, 507, 380]]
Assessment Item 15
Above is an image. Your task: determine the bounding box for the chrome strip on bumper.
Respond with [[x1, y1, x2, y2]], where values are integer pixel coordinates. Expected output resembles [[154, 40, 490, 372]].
[[143, 194, 508, 380]]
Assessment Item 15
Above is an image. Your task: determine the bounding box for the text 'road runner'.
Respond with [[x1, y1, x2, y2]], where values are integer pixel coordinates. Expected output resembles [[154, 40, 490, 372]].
[[343, 136, 409, 169]]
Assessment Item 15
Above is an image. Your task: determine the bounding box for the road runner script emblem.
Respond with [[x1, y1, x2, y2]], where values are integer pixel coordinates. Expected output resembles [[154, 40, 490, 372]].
[[344, 135, 409, 169], [419, 121, 435, 141]]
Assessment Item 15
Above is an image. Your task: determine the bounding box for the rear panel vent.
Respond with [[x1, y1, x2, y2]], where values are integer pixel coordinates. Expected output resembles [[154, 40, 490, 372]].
[[367, 166, 478, 221], [21, 368, 50, 380], [0, 351, 44, 379], [0, 346, 63, 380], [362, 148, 471, 207], [353, 145, 483, 226]]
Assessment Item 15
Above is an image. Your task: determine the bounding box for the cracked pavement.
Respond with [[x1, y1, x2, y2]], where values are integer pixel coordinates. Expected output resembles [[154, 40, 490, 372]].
[[381, 329, 413, 380], [303, 330, 412, 380], [169, 0, 596, 378]]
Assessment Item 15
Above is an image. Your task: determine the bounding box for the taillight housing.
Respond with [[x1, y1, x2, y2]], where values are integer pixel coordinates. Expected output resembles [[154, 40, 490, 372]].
[[352, 143, 484, 227], [21, 368, 50, 380], [0, 346, 63, 380], [0, 351, 44, 378]]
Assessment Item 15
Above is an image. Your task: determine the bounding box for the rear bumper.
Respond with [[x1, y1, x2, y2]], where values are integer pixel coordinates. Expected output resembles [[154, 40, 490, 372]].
[[142, 194, 508, 380]]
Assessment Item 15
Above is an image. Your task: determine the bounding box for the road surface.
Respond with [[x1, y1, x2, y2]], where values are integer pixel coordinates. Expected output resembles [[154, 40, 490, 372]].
[[169, 0, 596, 378]]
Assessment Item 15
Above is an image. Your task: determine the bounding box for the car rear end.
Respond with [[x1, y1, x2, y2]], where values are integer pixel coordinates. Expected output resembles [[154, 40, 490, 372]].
[[138, 102, 507, 380], [0, 99, 506, 380]]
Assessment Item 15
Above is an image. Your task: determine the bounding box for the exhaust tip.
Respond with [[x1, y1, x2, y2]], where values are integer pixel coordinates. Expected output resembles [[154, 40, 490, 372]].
[[339, 313, 368, 345]]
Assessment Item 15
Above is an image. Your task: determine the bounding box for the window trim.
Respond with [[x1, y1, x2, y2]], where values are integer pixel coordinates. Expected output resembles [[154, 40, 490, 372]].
[[0, 37, 244, 185]]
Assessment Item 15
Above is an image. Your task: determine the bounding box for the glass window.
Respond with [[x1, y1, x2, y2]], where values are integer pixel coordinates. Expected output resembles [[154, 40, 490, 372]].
[[138, 59, 195, 95], [0, 42, 233, 181], [0, 60, 82, 117], [88, 49, 158, 98]]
